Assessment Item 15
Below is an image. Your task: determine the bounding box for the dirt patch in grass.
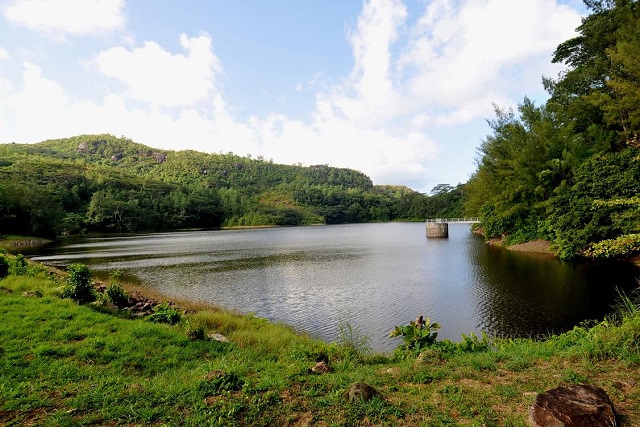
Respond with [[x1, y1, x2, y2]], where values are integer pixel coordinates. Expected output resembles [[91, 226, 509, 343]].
[[487, 238, 554, 255], [507, 240, 553, 254]]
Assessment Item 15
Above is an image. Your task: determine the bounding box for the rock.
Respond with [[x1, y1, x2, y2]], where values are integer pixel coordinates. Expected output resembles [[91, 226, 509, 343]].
[[309, 361, 330, 374], [207, 333, 230, 343], [347, 382, 380, 403], [529, 384, 616, 427]]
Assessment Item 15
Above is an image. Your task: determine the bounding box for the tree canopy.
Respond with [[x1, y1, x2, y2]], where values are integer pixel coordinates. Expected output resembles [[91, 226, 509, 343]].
[[0, 134, 464, 237], [466, 0, 640, 259]]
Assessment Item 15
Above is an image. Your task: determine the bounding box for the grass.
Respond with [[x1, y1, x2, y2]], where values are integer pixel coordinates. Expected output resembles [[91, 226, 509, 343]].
[[1, 256, 639, 426]]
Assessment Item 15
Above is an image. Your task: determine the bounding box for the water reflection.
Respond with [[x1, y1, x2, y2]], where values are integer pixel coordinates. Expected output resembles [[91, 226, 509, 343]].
[[467, 243, 639, 338], [29, 223, 639, 353]]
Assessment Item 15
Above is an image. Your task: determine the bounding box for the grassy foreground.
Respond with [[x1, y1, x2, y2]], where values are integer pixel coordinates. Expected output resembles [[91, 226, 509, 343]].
[[1, 257, 640, 426]]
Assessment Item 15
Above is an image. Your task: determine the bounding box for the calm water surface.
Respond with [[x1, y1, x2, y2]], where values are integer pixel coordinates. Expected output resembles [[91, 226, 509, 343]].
[[31, 223, 639, 352]]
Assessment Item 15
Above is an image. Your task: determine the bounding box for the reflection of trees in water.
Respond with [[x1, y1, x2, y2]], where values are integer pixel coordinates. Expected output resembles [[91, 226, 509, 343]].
[[466, 243, 639, 339]]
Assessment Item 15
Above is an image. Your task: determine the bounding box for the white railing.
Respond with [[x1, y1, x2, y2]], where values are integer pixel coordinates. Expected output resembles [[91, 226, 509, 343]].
[[425, 217, 480, 223]]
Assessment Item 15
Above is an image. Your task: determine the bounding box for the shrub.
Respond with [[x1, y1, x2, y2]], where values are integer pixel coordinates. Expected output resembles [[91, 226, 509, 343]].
[[106, 283, 129, 308], [0, 255, 8, 279], [9, 254, 28, 275], [389, 316, 440, 359], [62, 264, 95, 304], [584, 234, 640, 259], [148, 303, 181, 325]]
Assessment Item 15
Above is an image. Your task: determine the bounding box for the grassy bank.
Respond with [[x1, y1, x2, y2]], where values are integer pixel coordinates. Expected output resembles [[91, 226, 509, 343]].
[[1, 255, 639, 426]]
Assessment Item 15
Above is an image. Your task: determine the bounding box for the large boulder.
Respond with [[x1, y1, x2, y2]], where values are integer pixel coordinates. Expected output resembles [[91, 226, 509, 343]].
[[347, 382, 380, 402], [529, 384, 616, 426]]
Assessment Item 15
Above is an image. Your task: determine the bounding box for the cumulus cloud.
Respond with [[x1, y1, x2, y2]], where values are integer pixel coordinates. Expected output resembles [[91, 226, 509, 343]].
[[4, 0, 125, 37], [0, 0, 583, 191], [0, 47, 9, 59], [326, 0, 582, 128], [396, 0, 580, 122], [95, 34, 221, 108]]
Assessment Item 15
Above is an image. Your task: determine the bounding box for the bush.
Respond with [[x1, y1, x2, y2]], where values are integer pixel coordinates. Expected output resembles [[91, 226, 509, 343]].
[[9, 254, 28, 276], [62, 264, 95, 304], [148, 303, 181, 325], [584, 234, 640, 259], [106, 283, 129, 308], [0, 255, 8, 279], [389, 316, 440, 359]]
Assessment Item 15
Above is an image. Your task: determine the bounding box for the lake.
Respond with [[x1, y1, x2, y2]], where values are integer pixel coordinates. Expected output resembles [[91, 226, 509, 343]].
[[30, 222, 639, 353]]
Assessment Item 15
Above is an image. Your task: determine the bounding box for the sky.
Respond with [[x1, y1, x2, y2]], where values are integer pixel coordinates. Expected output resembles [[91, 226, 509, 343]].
[[0, 0, 586, 193]]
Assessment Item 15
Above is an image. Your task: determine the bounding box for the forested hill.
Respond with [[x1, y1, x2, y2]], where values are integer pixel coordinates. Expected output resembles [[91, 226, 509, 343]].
[[0, 134, 464, 237], [465, 0, 640, 261]]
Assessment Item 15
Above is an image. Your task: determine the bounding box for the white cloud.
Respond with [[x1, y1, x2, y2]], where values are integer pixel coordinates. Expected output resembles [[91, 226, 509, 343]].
[[4, 0, 125, 37], [0, 0, 584, 192], [395, 0, 581, 124], [95, 34, 222, 108], [0, 47, 9, 59]]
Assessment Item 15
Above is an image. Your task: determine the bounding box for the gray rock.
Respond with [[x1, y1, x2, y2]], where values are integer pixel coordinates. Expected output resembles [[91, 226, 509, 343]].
[[529, 384, 616, 426], [348, 382, 380, 402], [207, 333, 230, 343]]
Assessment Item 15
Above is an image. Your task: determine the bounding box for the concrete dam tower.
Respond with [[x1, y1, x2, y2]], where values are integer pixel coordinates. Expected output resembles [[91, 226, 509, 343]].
[[426, 221, 448, 238]]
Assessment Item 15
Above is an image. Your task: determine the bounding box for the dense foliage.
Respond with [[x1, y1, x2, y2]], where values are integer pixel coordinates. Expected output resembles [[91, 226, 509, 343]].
[[466, 0, 640, 259], [0, 134, 464, 237]]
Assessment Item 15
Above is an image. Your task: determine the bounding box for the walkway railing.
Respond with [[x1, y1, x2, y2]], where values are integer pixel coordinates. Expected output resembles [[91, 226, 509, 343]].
[[425, 217, 480, 224]]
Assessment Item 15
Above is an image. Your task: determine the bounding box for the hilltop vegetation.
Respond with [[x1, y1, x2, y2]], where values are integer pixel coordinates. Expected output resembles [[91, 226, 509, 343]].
[[466, 0, 640, 260], [0, 134, 464, 238]]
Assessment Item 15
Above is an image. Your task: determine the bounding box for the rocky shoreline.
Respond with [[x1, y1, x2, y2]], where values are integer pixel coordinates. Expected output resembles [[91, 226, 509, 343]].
[[0, 236, 51, 248]]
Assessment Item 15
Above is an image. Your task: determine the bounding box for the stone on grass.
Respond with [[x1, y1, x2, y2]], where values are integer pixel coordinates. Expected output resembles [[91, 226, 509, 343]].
[[529, 384, 616, 427], [309, 361, 330, 374], [348, 382, 380, 402], [207, 333, 230, 343]]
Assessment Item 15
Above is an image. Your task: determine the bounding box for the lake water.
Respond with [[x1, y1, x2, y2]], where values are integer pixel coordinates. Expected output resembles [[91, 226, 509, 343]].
[[30, 222, 639, 353]]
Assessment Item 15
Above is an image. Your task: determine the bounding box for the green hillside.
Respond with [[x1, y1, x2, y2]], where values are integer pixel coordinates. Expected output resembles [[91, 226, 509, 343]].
[[0, 134, 464, 237]]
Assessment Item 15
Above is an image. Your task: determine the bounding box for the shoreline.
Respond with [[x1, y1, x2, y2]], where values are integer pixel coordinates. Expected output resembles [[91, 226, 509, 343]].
[[487, 238, 555, 255], [2, 252, 640, 425]]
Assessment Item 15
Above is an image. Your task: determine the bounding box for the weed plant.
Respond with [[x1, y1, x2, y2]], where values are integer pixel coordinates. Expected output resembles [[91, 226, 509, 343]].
[[105, 283, 129, 308], [148, 302, 181, 324], [62, 263, 95, 303]]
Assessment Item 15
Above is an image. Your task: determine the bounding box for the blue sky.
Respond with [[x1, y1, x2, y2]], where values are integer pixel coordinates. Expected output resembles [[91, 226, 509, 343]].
[[0, 0, 585, 193]]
